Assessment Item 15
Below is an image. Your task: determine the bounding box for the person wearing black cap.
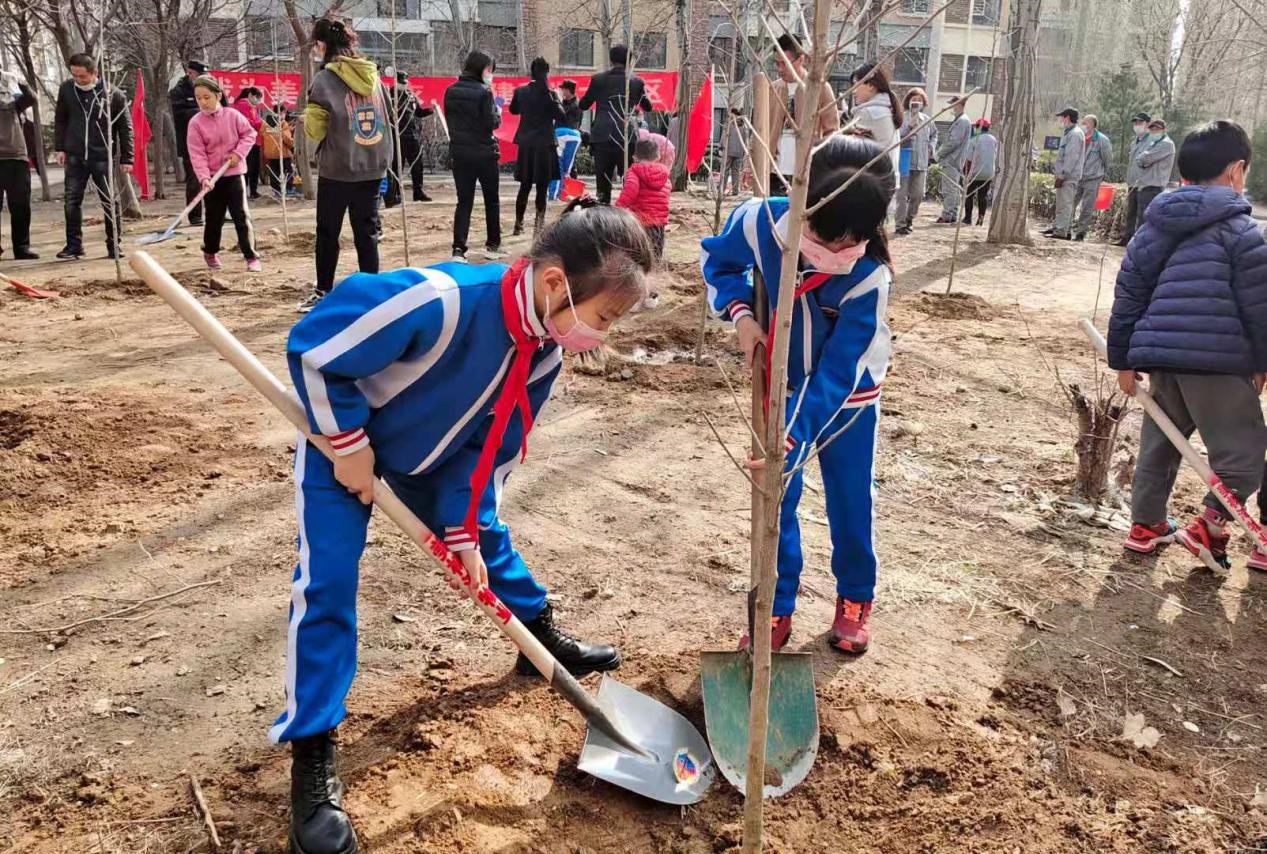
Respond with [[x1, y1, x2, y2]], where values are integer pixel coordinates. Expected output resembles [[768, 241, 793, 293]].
[[1118, 111, 1152, 245], [170, 59, 209, 226], [1043, 107, 1084, 240], [383, 70, 433, 205]]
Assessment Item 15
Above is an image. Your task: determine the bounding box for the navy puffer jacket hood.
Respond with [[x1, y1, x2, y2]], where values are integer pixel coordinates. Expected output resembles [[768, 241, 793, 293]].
[[1107, 185, 1267, 375]]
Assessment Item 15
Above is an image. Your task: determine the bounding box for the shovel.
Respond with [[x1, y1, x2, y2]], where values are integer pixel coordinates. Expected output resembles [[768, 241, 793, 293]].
[[1081, 319, 1267, 564], [0, 271, 59, 299], [135, 162, 230, 246], [127, 250, 714, 806], [700, 270, 819, 797]]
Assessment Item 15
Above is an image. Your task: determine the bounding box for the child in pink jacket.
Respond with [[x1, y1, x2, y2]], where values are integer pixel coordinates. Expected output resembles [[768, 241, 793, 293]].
[[187, 76, 260, 271]]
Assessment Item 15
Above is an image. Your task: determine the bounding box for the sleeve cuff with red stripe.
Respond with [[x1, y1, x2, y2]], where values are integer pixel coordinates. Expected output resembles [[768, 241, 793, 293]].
[[327, 427, 370, 457], [444, 526, 479, 553], [785, 433, 796, 453], [726, 300, 754, 324]]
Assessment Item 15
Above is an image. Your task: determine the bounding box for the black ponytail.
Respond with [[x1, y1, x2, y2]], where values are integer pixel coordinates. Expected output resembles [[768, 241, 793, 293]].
[[850, 62, 903, 132], [311, 18, 359, 64], [530, 197, 654, 306], [806, 136, 895, 268]]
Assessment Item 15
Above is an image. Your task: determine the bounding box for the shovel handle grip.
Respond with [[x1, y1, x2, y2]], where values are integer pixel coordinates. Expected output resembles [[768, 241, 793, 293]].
[[127, 252, 644, 746], [1079, 319, 1267, 550]]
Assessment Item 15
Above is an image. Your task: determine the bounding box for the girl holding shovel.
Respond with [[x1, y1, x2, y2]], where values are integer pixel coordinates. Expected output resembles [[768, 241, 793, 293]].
[[701, 136, 895, 655], [186, 76, 261, 272], [275, 198, 654, 854]]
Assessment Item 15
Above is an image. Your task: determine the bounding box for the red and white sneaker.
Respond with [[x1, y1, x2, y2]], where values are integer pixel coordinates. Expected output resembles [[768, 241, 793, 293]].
[[830, 598, 872, 654], [739, 615, 793, 653], [1123, 519, 1177, 554], [1248, 546, 1267, 572], [1175, 509, 1231, 571], [246, 258, 262, 273], [204, 252, 222, 270]]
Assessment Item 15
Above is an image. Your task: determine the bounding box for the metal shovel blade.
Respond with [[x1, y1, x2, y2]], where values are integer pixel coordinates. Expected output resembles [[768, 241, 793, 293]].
[[135, 227, 180, 246], [699, 650, 819, 797], [578, 674, 715, 805]]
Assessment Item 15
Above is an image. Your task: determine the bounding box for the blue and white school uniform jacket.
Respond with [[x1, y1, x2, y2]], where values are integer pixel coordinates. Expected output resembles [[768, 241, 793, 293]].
[[288, 261, 563, 552], [700, 197, 892, 470]]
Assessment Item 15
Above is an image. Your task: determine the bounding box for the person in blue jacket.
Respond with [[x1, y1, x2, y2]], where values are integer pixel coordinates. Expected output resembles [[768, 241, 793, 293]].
[[1109, 120, 1267, 573], [277, 198, 655, 854], [701, 136, 894, 656]]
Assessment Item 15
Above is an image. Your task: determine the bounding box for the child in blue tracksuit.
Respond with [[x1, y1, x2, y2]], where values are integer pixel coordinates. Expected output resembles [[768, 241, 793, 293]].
[[276, 198, 655, 854], [701, 135, 894, 656]]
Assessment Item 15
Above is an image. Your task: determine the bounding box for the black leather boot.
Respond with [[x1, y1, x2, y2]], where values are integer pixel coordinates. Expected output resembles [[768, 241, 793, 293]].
[[290, 731, 358, 854], [533, 210, 546, 235], [514, 604, 621, 677], [512, 220, 524, 236]]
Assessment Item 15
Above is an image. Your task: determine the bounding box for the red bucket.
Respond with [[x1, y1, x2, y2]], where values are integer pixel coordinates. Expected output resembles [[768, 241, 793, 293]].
[[1094, 183, 1116, 211], [559, 177, 587, 201]]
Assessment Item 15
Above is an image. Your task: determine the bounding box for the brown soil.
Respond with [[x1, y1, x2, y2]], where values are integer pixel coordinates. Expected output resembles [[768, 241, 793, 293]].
[[3, 187, 1266, 853]]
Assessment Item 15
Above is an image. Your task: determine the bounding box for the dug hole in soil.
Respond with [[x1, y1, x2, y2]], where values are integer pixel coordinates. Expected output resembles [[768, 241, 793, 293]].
[[2, 189, 1267, 853]]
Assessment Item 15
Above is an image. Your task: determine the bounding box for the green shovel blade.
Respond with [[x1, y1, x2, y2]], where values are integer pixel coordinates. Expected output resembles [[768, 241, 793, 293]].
[[699, 650, 819, 797]]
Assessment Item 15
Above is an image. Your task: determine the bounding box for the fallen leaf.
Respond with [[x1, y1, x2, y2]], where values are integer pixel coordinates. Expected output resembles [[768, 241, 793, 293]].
[[144, 631, 170, 644], [117, 706, 141, 716], [1057, 690, 1077, 718], [392, 613, 417, 623], [1182, 721, 1200, 733], [1121, 712, 1161, 748], [91, 698, 111, 715], [115, 740, 134, 747], [1250, 785, 1267, 808], [206, 684, 227, 697]]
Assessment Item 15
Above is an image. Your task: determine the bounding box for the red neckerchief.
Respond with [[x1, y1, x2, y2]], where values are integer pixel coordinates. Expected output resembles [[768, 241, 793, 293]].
[[464, 258, 539, 541], [763, 271, 831, 411]]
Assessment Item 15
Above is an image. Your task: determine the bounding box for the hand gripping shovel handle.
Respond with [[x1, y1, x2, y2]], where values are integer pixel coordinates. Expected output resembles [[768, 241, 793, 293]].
[[1080, 318, 1267, 550], [128, 251, 653, 759]]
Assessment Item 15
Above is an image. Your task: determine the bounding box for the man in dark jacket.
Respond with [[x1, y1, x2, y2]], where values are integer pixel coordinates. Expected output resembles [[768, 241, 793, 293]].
[[169, 59, 207, 225], [54, 52, 133, 259], [1109, 120, 1267, 571], [559, 79, 583, 130], [384, 70, 433, 205], [578, 44, 653, 204], [0, 68, 38, 259]]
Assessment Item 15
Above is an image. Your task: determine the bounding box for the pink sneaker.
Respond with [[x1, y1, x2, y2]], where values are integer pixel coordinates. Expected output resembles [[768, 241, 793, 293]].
[[204, 252, 222, 270], [1124, 520, 1177, 554], [830, 598, 872, 654], [1175, 509, 1231, 571], [738, 615, 793, 653], [1249, 546, 1267, 572], [246, 258, 262, 272]]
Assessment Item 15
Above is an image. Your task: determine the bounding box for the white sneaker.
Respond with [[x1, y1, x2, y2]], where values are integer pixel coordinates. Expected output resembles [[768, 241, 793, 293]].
[[480, 245, 505, 261], [449, 250, 468, 263], [296, 289, 325, 313]]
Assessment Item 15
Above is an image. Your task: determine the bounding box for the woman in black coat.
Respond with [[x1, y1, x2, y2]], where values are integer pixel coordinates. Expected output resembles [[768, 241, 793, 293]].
[[509, 56, 566, 235], [443, 50, 503, 260]]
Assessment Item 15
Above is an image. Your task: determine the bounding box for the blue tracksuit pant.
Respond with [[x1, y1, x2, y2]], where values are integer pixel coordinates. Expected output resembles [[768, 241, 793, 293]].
[[548, 134, 582, 200], [269, 440, 548, 743], [775, 402, 880, 616]]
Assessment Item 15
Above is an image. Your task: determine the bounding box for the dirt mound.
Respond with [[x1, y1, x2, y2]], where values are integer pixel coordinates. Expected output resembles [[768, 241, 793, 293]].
[[912, 291, 997, 320]]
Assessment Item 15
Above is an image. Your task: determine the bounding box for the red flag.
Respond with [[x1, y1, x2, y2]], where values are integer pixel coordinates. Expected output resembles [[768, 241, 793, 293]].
[[132, 70, 152, 199], [685, 66, 714, 173]]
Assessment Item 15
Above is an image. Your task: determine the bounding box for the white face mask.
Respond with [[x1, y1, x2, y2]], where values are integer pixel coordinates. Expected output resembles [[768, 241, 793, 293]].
[[909, 100, 923, 110], [1133, 124, 1145, 135]]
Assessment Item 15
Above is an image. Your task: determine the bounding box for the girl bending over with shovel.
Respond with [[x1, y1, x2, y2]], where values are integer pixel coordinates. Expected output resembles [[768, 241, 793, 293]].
[[701, 136, 894, 655], [275, 197, 654, 854]]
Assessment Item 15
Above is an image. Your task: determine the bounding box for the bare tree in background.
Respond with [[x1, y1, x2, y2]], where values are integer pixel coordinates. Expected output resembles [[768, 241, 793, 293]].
[[987, 0, 1039, 246], [0, 0, 53, 200]]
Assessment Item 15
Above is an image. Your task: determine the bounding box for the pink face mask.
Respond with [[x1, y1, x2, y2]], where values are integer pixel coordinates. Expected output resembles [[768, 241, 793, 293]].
[[800, 236, 868, 274], [543, 280, 608, 353]]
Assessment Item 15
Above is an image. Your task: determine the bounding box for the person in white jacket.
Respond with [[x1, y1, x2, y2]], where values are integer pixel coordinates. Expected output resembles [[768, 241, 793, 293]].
[[846, 63, 902, 195]]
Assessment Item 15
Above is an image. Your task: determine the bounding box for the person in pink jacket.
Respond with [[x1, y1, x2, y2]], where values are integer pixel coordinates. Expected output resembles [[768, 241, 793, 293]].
[[637, 126, 675, 168], [231, 86, 265, 199], [188, 76, 260, 271], [616, 136, 671, 260]]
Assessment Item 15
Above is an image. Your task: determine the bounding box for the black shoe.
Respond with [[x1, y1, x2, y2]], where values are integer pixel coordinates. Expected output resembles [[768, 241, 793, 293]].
[[290, 731, 358, 854], [188, 219, 203, 227], [976, 218, 985, 227], [56, 246, 83, 260], [1045, 231, 1072, 241], [1114, 239, 1130, 247], [414, 192, 432, 202], [961, 216, 972, 224], [1074, 233, 1086, 242], [106, 247, 122, 260], [1040, 227, 1056, 236], [894, 225, 912, 236], [514, 603, 621, 678], [512, 221, 524, 236], [14, 247, 39, 260], [533, 210, 546, 234]]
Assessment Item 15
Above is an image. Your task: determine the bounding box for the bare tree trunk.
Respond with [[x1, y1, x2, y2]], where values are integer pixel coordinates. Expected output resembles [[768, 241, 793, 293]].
[[743, 1, 832, 850], [1068, 382, 1126, 504], [670, 0, 692, 190], [13, 13, 51, 200], [987, 0, 1041, 246]]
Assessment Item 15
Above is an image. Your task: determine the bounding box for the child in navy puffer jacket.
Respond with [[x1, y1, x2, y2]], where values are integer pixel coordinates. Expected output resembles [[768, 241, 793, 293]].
[[1109, 120, 1267, 571]]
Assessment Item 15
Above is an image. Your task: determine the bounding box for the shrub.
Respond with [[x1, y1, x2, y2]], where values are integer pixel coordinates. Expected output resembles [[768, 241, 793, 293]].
[[1249, 125, 1267, 203], [925, 163, 944, 201], [1036, 150, 1057, 174]]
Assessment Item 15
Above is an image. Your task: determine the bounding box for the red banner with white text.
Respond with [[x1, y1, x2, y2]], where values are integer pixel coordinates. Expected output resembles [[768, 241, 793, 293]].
[[211, 70, 679, 164]]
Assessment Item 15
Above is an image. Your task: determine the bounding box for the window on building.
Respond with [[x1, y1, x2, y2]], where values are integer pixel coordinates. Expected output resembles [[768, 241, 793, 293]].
[[972, 0, 1001, 25], [477, 0, 517, 26], [358, 30, 430, 64], [880, 24, 930, 84], [203, 18, 242, 67], [945, 0, 971, 25], [900, 0, 931, 12], [633, 31, 668, 69], [560, 28, 595, 67], [939, 53, 964, 91], [375, 0, 406, 18], [965, 55, 992, 92], [708, 34, 748, 80]]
